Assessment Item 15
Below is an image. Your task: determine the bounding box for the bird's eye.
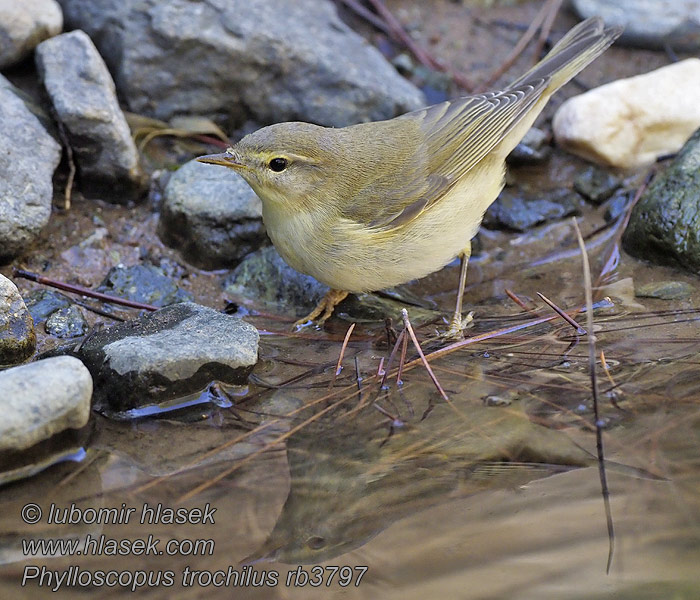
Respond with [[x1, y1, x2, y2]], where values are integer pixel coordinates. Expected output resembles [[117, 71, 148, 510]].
[[268, 157, 288, 172]]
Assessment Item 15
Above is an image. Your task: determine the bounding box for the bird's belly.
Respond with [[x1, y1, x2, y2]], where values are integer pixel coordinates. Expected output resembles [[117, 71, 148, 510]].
[[264, 161, 504, 293]]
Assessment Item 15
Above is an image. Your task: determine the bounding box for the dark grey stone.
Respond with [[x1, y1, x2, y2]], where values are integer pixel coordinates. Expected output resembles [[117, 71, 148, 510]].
[[604, 190, 631, 222], [35, 30, 146, 200], [573, 165, 621, 204], [483, 188, 581, 232], [224, 246, 329, 318], [507, 127, 551, 165], [56, 0, 425, 129], [45, 305, 88, 338], [0, 0, 63, 69], [623, 127, 700, 272], [0, 356, 92, 452], [0, 274, 36, 366], [67, 302, 258, 415], [96, 263, 193, 309], [23, 289, 73, 324], [0, 76, 62, 263], [159, 160, 267, 270]]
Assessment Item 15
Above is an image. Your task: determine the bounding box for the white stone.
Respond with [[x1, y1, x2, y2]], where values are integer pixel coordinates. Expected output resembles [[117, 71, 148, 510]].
[[553, 59, 700, 168], [0, 0, 63, 68], [0, 356, 93, 452]]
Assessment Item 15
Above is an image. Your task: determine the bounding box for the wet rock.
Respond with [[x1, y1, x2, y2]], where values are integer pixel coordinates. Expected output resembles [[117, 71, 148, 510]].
[[35, 30, 146, 201], [337, 293, 439, 327], [224, 246, 329, 318], [635, 281, 694, 300], [45, 305, 88, 338], [483, 188, 581, 232], [0, 0, 63, 69], [159, 160, 267, 270], [23, 289, 73, 324], [0, 274, 36, 366], [622, 127, 700, 271], [0, 356, 92, 452], [66, 302, 258, 415], [57, 0, 425, 129], [0, 78, 62, 263], [604, 190, 631, 222], [96, 264, 193, 309], [507, 127, 551, 165], [573, 0, 700, 51], [554, 59, 700, 168], [573, 166, 621, 204]]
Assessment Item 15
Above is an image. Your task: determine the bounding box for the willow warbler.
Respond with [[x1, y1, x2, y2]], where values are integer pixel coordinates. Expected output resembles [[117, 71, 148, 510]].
[[198, 17, 620, 337]]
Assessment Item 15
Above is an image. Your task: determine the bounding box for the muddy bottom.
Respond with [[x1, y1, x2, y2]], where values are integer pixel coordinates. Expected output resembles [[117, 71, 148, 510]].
[[2, 1, 700, 598]]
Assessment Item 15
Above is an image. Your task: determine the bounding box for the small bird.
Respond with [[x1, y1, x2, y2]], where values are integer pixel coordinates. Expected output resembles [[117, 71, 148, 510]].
[[198, 18, 620, 338]]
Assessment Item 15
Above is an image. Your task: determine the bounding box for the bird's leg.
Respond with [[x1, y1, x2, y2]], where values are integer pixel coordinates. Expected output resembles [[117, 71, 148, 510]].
[[293, 289, 349, 330], [443, 242, 474, 340]]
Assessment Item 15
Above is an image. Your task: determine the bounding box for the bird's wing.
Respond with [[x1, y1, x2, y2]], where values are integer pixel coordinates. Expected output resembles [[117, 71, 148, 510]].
[[341, 80, 548, 231]]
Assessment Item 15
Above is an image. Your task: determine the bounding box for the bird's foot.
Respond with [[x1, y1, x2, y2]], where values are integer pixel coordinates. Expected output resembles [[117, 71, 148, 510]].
[[440, 310, 474, 341], [292, 289, 349, 331]]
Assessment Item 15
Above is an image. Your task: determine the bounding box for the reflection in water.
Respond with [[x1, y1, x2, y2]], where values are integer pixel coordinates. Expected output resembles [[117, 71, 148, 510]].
[[250, 397, 600, 564]]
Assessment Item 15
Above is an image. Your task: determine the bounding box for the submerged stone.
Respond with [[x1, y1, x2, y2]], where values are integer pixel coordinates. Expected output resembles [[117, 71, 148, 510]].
[[635, 281, 694, 300], [67, 302, 258, 415]]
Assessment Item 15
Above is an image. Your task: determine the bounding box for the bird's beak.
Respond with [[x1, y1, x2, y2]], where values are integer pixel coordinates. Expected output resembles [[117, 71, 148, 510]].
[[196, 150, 245, 170]]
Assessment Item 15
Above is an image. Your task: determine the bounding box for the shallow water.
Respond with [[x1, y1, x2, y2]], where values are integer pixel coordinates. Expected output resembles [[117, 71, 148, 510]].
[[2, 1, 700, 598]]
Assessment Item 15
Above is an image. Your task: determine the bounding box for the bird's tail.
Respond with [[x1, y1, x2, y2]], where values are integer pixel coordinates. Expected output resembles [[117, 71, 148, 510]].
[[510, 17, 622, 92]]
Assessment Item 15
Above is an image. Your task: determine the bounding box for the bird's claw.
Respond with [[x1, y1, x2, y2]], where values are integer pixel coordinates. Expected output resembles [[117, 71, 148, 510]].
[[440, 310, 474, 341]]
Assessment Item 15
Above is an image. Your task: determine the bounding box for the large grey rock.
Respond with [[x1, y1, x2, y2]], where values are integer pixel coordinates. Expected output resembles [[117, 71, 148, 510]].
[[68, 302, 258, 415], [57, 0, 425, 129], [0, 274, 36, 366], [35, 30, 146, 201], [0, 77, 62, 263], [623, 127, 700, 272], [159, 160, 267, 270], [573, 0, 700, 51], [0, 356, 92, 452], [0, 0, 63, 69]]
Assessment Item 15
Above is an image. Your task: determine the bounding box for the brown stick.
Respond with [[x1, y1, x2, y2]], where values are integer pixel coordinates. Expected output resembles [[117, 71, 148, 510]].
[[329, 322, 356, 390], [573, 218, 615, 574], [537, 291, 587, 335], [402, 309, 448, 401], [505, 288, 532, 311], [13, 268, 159, 312]]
